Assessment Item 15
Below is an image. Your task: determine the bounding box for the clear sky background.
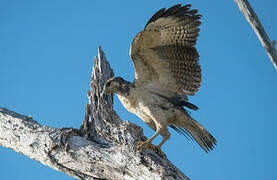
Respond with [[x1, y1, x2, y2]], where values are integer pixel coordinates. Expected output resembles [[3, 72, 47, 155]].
[[1, 0, 277, 179]]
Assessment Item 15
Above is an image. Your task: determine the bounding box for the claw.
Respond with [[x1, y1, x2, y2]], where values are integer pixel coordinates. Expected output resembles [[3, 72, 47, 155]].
[[136, 140, 147, 150], [137, 141, 144, 145], [154, 146, 166, 158], [136, 141, 166, 158]]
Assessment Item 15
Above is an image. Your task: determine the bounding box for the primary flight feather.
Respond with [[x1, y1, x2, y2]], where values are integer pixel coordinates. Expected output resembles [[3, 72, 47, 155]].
[[104, 4, 216, 154]]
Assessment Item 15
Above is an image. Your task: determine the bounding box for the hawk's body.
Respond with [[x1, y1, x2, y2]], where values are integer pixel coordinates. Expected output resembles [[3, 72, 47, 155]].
[[104, 4, 216, 153]]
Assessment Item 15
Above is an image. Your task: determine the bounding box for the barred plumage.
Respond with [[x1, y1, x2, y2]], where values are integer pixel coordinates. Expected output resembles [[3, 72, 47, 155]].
[[104, 4, 216, 155], [131, 4, 202, 95]]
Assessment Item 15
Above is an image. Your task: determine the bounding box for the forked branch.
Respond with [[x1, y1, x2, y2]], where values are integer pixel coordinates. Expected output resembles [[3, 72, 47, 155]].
[[0, 47, 189, 180]]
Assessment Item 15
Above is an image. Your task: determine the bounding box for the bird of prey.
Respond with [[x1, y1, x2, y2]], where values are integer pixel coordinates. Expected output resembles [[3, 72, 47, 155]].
[[103, 4, 216, 154]]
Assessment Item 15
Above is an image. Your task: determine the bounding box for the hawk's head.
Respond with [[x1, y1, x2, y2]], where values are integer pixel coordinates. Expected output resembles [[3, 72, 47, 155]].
[[103, 77, 132, 96]]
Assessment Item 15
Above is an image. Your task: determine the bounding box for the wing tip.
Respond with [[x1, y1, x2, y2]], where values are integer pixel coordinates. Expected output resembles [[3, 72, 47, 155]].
[[145, 4, 201, 29]]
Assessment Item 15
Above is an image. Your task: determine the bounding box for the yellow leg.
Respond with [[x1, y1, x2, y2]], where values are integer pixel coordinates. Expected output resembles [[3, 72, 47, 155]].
[[136, 129, 168, 158], [137, 141, 157, 151], [154, 146, 166, 158], [137, 140, 166, 158], [155, 136, 170, 158], [157, 135, 169, 149], [136, 131, 159, 150]]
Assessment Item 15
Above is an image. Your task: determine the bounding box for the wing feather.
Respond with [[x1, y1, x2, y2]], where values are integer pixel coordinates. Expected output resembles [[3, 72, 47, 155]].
[[130, 4, 202, 95]]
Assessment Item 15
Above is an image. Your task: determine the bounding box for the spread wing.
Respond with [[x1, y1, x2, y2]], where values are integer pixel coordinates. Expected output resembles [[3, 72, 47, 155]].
[[130, 4, 202, 96]]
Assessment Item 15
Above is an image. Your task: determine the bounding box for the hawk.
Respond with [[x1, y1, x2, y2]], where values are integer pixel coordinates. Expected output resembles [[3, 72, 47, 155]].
[[103, 4, 216, 154]]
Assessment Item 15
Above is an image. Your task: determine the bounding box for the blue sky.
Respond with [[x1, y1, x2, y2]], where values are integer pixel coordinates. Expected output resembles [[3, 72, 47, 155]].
[[1, 0, 277, 179]]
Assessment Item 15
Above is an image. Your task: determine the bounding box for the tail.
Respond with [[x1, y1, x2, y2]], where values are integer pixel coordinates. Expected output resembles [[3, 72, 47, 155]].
[[171, 119, 217, 152]]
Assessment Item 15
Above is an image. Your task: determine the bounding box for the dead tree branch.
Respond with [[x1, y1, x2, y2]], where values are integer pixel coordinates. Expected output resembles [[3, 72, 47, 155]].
[[234, 0, 277, 70], [0, 47, 189, 180]]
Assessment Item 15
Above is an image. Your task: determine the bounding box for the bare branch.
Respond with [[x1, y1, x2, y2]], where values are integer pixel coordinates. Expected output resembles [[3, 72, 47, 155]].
[[234, 0, 277, 70], [0, 47, 189, 180]]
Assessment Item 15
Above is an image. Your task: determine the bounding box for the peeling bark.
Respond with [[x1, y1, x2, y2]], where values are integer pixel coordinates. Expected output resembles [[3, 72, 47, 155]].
[[235, 0, 277, 70], [0, 47, 189, 180]]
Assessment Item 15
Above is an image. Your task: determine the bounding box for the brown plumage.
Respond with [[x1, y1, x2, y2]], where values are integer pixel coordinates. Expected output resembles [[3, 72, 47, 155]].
[[131, 4, 202, 96], [104, 4, 216, 155]]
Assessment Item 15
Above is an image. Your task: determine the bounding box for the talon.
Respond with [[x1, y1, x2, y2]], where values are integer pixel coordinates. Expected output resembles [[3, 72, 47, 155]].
[[137, 140, 144, 145], [149, 145, 166, 158], [136, 141, 147, 150], [154, 146, 166, 158], [148, 143, 158, 151], [136, 141, 166, 158]]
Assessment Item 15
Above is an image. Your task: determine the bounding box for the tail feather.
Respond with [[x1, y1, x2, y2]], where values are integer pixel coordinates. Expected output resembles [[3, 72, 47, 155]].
[[172, 119, 217, 152], [187, 120, 217, 152], [170, 125, 194, 141]]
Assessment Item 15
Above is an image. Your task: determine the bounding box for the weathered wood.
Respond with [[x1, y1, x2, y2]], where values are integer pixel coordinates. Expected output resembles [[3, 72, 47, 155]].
[[0, 47, 189, 180], [234, 0, 277, 70]]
